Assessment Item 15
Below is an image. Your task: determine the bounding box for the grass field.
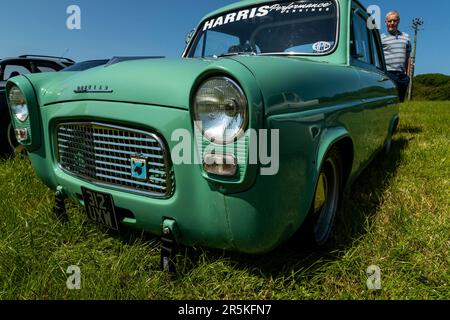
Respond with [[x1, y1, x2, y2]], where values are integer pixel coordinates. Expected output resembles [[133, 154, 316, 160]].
[[0, 101, 448, 300]]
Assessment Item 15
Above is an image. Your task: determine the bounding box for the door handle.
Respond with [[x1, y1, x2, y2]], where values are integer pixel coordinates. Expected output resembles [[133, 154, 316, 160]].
[[378, 76, 390, 82]]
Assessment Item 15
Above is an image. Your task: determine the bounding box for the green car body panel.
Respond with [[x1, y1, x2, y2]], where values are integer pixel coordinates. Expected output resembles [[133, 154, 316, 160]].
[[6, 0, 399, 254]]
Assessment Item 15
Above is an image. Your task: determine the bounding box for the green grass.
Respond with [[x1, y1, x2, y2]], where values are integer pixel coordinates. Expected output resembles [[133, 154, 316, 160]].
[[0, 101, 449, 300]]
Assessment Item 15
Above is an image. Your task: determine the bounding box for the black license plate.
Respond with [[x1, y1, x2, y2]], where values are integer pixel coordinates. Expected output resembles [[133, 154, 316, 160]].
[[81, 187, 119, 230]]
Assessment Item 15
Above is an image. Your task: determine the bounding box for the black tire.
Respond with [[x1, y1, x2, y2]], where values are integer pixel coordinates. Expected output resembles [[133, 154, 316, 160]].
[[383, 136, 392, 155], [384, 119, 399, 155], [0, 111, 22, 155], [0, 112, 11, 155], [303, 147, 343, 247]]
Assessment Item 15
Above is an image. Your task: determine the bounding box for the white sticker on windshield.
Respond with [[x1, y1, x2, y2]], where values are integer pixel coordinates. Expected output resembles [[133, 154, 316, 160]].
[[312, 41, 332, 53], [202, 1, 334, 31]]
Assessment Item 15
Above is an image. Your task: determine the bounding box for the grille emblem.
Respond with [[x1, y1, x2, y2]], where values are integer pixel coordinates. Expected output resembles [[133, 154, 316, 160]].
[[131, 156, 148, 180]]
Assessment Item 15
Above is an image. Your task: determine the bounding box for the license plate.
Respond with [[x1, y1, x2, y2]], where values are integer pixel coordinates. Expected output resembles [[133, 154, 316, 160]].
[[81, 187, 119, 230]]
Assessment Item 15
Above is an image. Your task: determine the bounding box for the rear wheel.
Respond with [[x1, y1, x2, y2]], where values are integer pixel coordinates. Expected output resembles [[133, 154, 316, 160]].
[[383, 136, 392, 155], [385, 118, 399, 155], [305, 147, 343, 247]]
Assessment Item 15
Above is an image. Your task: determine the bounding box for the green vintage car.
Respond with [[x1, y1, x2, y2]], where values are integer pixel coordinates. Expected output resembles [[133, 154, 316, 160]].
[[6, 0, 399, 265]]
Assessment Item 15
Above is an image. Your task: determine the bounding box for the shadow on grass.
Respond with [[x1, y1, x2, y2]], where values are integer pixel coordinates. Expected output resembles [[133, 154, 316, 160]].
[[174, 136, 411, 277], [397, 125, 423, 134], [335, 137, 410, 248], [0, 150, 28, 162], [0, 152, 12, 162]]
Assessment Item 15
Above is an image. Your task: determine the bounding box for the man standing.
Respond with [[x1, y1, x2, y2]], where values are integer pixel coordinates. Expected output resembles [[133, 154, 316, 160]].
[[382, 11, 411, 102]]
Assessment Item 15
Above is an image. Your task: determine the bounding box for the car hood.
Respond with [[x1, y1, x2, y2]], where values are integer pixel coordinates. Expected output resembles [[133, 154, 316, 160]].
[[228, 55, 359, 115], [34, 55, 358, 115], [37, 58, 219, 110]]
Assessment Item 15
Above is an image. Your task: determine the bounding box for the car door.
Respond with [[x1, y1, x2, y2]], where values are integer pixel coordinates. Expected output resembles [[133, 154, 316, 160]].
[[350, 3, 397, 160]]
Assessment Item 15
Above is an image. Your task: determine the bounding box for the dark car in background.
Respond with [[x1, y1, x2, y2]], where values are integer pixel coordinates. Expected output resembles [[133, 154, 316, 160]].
[[0, 55, 75, 154], [61, 57, 164, 72], [1, 56, 164, 155]]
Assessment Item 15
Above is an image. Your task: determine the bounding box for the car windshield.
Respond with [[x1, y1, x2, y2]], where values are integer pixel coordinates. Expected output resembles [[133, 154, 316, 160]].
[[187, 0, 338, 58]]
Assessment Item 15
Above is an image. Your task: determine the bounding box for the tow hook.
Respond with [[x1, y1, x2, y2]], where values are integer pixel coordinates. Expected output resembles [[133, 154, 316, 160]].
[[54, 186, 68, 223], [161, 219, 179, 274]]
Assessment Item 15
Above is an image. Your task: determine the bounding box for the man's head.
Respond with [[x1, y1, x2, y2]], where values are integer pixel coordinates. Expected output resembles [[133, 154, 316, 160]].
[[386, 11, 400, 34]]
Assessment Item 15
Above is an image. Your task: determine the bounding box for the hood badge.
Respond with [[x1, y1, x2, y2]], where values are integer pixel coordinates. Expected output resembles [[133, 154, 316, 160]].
[[74, 85, 113, 94]]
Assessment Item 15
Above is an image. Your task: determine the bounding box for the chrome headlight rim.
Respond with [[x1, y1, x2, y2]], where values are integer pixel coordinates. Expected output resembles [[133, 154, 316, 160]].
[[193, 76, 249, 145], [8, 85, 29, 123]]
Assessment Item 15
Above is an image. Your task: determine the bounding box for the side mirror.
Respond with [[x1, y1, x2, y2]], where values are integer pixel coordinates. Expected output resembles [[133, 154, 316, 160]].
[[185, 28, 196, 45]]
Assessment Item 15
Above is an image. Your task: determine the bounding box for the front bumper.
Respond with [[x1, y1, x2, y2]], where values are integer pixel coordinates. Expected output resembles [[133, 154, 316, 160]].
[[28, 100, 312, 253]]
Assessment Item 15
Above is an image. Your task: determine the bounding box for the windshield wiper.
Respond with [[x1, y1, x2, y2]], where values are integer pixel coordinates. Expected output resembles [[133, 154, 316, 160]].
[[213, 51, 257, 58]]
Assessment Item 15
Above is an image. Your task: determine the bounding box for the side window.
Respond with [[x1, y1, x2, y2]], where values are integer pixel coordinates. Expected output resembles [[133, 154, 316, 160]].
[[3, 65, 31, 80], [34, 61, 62, 72], [193, 33, 206, 57], [369, 31, 384, 70], [351, 12, 371, 64]]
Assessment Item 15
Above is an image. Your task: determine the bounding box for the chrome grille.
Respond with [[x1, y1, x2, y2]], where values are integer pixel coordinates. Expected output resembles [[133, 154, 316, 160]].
[[56, 122, 174, 198]]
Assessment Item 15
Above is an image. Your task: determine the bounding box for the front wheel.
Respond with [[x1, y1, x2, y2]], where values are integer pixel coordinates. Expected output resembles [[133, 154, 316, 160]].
[[0, 113, 24, 155], [7, 121, 24, 154], [305, 147, 343, 247]]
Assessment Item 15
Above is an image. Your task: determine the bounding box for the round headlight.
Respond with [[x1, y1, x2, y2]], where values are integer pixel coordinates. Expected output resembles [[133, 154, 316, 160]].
[[8, 85, 29, 122], [193, 77, 248, 144]]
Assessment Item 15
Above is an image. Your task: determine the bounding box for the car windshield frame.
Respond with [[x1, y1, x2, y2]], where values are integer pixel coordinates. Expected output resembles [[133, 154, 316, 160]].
[[184, 0, 340, 58]]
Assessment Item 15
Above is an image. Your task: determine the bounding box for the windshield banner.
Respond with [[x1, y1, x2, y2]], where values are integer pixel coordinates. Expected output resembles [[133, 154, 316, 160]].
[[203, 1, 334, 31]]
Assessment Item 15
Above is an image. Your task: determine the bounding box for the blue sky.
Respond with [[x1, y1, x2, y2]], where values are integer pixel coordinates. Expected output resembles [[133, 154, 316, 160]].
[[1, 0, 448, 75]]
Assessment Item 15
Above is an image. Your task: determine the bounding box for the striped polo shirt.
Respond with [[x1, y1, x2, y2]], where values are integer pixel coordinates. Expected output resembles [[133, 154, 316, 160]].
[[381, 31, 411, 73]]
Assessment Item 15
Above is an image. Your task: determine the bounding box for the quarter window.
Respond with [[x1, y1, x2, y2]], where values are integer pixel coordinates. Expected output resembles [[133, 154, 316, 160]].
[[351, 12, 371, 64], [369, 30, 384, 69], [195, 31, 241, 57]]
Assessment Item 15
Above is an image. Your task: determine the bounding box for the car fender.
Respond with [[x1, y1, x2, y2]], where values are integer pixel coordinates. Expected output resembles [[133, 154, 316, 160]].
[[315, 127, 352, 176], [5, 76, 42, 152], [388, 113, 400, 136]]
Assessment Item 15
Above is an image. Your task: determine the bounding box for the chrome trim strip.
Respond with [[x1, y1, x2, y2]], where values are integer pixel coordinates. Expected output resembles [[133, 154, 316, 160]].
[[59, 128, 158, 143], [58, 134, 163, 151], [59, 146, 166, 167], [93, 146, 164, 159], [96, 173, 167, 190], [93, 159, 166, 174]]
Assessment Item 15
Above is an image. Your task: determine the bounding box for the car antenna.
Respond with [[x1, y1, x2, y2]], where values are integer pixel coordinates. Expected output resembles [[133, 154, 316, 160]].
[[60, 48, 70, 59]]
